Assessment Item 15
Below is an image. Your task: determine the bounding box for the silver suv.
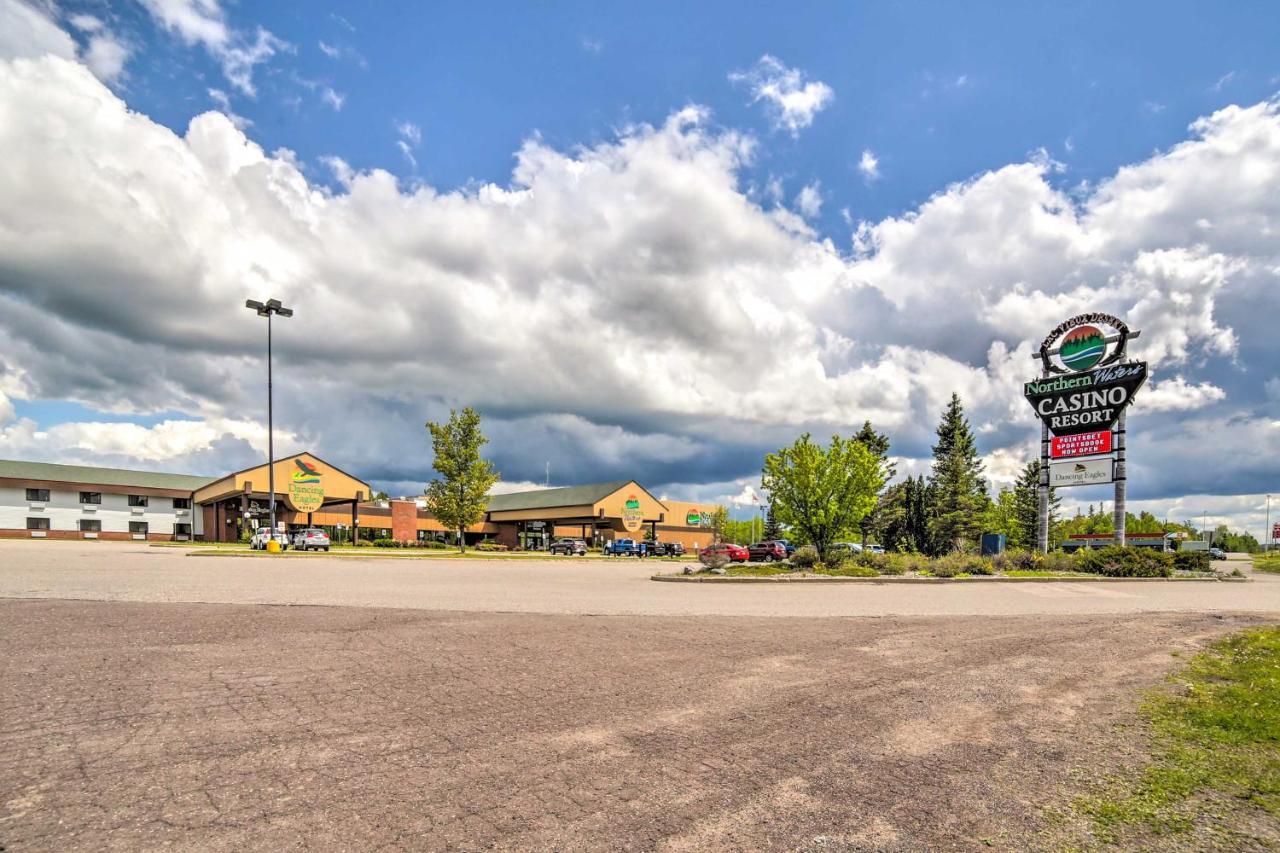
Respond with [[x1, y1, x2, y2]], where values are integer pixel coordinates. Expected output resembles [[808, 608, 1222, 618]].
[[292, 528, 331, 552]]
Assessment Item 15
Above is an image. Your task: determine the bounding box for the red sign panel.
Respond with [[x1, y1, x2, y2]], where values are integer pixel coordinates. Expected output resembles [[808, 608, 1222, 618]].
[[1051, 430, 1112, 459]]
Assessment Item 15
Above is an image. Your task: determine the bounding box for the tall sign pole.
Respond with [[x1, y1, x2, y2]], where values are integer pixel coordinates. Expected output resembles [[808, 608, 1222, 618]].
[[1113, 410, 1127, 547]]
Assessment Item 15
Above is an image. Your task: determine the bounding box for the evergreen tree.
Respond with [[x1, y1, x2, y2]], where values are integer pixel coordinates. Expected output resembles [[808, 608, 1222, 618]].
[[881, 475, 930, 553], [925, 393, 988, 554], [762, 504, 781, 540], [853, 420, 896, 548], [1008, 461, 1058, 550]]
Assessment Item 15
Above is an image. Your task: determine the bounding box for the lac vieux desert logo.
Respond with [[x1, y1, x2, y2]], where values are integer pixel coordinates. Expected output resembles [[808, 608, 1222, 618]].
[[1059, 325, 1106, 371], [288, 458, 325, 513], [685, 509, 702, 526], [622, 494, 644, 532]]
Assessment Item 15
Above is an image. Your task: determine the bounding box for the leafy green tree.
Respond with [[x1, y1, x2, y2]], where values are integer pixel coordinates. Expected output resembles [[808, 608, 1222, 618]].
[[762, 433, 887, 561], [707, 505, 730, 543], [853, 420, 896, 549], [762, 504, 782, 540], [925, 393, 989, 554], [425, 407, 500, 553]]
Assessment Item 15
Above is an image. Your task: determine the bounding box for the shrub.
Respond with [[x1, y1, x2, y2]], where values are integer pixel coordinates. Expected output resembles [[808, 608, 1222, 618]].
[[961, 555, 995, 575], [853, 551, 891, 573], [792, 545, 820, 569], [1173, 550, 1211, 572], [1041, 551, 1078, 573], [420, 539, 449, 550], [929, 555, 963, 578], [475, 541, 509, 552], [1076, 546, 1173, 578], [876, 554, 907, 575], [993, 549, 1042, 573]]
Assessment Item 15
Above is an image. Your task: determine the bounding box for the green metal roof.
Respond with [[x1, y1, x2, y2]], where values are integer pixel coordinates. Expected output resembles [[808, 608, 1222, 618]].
[[0, 459, 215, 491], [485, 480, 635, 512]]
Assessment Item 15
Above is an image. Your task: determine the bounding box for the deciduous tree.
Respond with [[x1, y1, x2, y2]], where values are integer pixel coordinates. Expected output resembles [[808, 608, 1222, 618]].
[[425, 407, 500, 553], [762, 433, 887, 561]]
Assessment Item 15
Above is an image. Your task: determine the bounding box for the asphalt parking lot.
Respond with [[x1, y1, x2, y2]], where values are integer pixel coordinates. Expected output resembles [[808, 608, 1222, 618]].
[[1, 541, 1277, 850]]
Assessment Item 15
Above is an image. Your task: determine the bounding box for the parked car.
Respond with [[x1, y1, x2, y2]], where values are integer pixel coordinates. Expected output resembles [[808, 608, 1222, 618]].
[[828, 541, 864, 558], [292, 528, 331, 551], [700, 542, 749, 563], [867, 544, 886, 554], [1208, 546, 1227, 560], [774, 539, 797, 556], [640, 540, 684, 557], [747, 541, 788, 562], [250, 527, 289, 550], [549, 538, 587, 556], [603, 538, 641, 557]]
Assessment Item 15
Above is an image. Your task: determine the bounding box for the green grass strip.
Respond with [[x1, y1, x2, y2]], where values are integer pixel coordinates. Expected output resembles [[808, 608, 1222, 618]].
[[1073, 624, 1280, 843]]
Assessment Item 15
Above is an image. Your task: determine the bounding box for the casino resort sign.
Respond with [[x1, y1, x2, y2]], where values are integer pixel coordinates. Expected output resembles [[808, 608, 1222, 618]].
[[1026, 313, 1148, 435]]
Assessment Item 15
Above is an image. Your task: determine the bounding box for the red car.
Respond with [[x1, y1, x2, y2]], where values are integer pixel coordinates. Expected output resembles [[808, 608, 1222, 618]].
[[700, 542, 749, 563]]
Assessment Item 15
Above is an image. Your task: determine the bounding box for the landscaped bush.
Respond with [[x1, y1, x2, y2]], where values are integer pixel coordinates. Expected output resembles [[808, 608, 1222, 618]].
[[792, 545, 819, 569], [475, 541, 509, 552], [1041, 551, 1078, 573], [1173, 550, 1212, 572], [420, 539, 449, 550], [929, 555, 963, 578], [853, 551, 892, 573], [993, 549, 1042, 573], [1075, 546, 1173, 578]]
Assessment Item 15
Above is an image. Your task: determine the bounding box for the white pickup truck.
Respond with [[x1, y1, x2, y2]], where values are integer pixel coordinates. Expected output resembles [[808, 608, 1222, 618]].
[[249, 527, 290, 550]]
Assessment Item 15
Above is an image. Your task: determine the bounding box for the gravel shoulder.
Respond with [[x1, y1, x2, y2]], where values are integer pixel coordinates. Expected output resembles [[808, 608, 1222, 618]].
[[0, 598, 1272, 851]]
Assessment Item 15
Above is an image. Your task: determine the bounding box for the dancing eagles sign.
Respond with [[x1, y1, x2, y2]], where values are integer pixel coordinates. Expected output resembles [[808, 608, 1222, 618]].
[[1025, 314, 1147, 435]]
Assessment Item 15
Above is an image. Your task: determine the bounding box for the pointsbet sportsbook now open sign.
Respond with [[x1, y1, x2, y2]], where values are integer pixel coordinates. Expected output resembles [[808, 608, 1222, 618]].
[[1050, 430, 1113, 459], [1024, 362, 1148, 436]]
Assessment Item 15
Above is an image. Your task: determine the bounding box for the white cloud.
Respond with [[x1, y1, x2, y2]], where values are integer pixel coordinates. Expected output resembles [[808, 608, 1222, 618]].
[[396, 120, 421, 146], [581, 37, 603, 54], [318, 40, 340, 59], [1138, 376, 1227, 412], [207, 87, 250, 130], [0, 0, 76, 62], [857, 148, 880, 181], [1211, 70, 1236, 92], [81, 32, 131, 83], [396, 140, 416, 169], [794, 182, 822, 218], [321, 86, 344, 110], [137, 0, 286, 96], [67, 13, 104, 33], [0, 55, 1275, 509], [729, 55, 833, 136]]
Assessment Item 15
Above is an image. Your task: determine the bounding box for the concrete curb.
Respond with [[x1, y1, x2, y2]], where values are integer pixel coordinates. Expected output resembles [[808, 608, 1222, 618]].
[[652, 573, 1242, 584]]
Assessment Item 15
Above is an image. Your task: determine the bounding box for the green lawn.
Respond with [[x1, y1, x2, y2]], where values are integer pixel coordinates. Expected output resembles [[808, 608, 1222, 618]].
[[1254, 554, 1280, 574], [1071, 624, 1280, 846]]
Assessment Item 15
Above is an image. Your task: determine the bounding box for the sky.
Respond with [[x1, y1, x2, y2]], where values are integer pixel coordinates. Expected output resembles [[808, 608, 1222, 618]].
[[0, 0, 1278, 538]]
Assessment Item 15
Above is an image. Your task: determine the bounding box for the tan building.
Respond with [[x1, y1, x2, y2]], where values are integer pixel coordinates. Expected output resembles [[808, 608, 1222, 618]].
[[0, 453, 718, 550]]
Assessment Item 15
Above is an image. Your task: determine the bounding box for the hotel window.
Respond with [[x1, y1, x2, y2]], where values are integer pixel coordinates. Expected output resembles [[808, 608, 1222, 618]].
[[128, 494, 149, 508], [129, 521, 149, 535], [173, 497, 191, 509], [26, 488, 50, 502], [79, 519, 102, 533], [26, 517, 50, 530], [80, 491, 102, 504]]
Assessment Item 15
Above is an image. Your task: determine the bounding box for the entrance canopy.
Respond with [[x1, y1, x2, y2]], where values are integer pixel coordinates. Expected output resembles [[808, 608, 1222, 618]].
[[193, 452, 372, 510], [486, 479, 667, 532]]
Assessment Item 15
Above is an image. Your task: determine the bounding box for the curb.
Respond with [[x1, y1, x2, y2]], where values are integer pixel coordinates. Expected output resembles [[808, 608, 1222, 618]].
[[651, 573, 1242, 584]]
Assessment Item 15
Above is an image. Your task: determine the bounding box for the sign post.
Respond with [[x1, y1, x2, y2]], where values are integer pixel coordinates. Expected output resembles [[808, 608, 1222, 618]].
[[1027, 314, 1145, 553]]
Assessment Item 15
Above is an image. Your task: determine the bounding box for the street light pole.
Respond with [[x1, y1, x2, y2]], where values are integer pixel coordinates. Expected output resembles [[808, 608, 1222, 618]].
[[1267, 494, 1272, 553], [245, 298, 293, 547]]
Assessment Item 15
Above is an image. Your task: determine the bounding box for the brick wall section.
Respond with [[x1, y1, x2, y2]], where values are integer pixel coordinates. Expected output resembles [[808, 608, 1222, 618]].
[[390, 501, 418, 543]]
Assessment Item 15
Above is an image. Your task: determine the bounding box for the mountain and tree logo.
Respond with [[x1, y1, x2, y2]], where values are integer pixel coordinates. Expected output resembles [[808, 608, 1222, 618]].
[[621, 494, 644, 532], [1059, 324, 1106, 371], [686, 509, 702, 526]]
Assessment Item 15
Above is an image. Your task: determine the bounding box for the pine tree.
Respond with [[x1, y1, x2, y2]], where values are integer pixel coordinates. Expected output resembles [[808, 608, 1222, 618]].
[[925, 393, 988, 554], [853, 420, 896, 548], [881, 475, 930, 553], [762, 504, 781, 540], [1008, 461, 1058, 550]]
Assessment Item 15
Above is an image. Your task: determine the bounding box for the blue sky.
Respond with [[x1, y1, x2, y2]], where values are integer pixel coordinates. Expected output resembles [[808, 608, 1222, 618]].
[[1, 0, 1279, 537], [93, 1, 1280, 235]]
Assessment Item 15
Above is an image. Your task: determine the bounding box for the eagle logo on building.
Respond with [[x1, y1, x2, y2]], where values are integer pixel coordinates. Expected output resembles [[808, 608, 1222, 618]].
[[292, 458, 321, 484]]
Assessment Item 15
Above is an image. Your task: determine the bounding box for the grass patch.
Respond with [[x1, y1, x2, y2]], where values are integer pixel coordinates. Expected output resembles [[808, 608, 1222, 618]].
[[722, 563, 791, 577], [1002, 569, 1091, 578], [1072, 624, 1280, 845], [1254, 555, 1280, 574]]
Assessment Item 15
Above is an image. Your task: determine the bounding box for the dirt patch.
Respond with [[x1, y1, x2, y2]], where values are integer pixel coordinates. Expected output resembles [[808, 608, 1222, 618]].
[[0, 600, 1272, 850]]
